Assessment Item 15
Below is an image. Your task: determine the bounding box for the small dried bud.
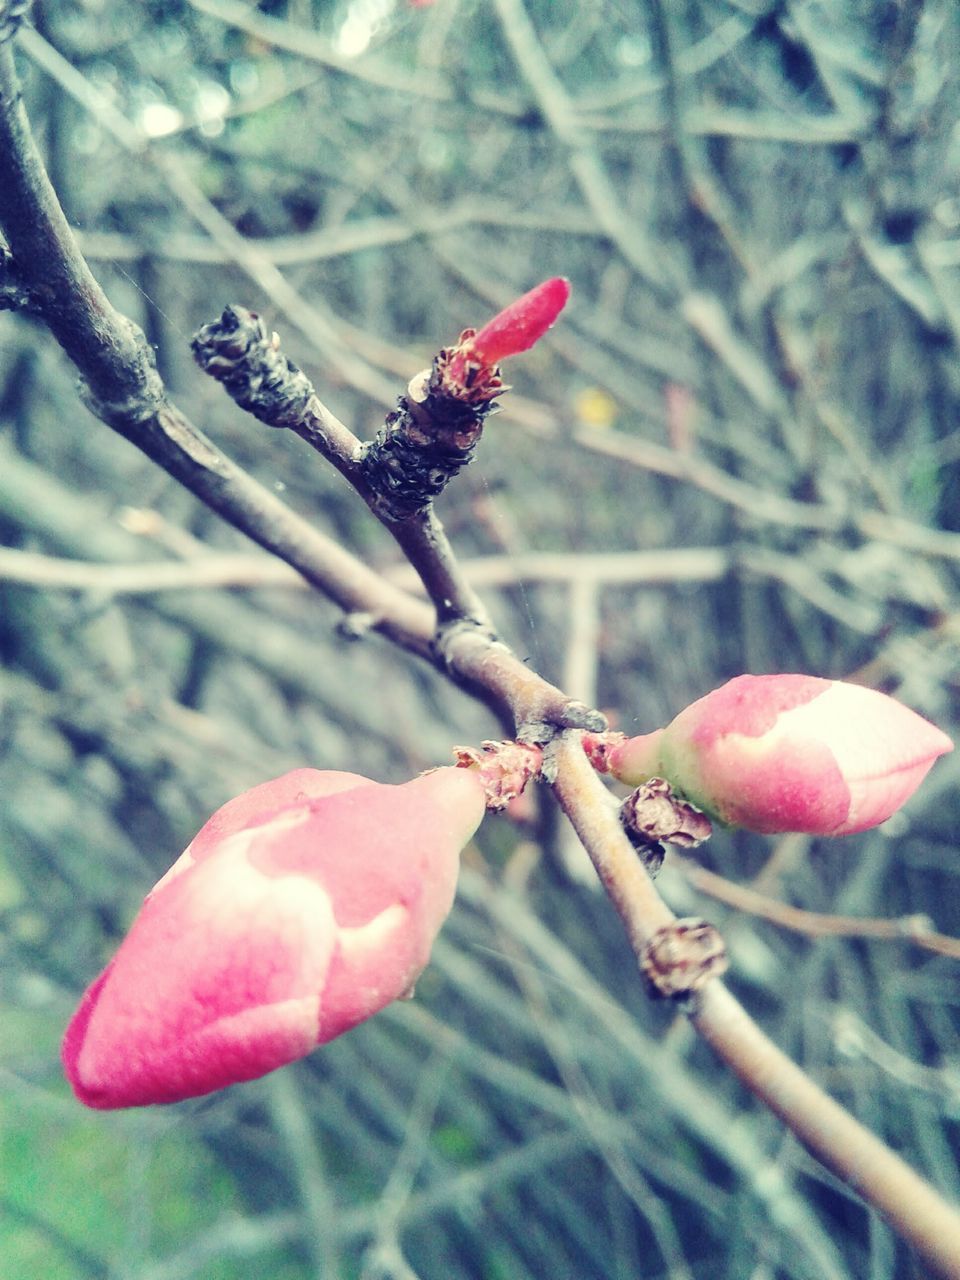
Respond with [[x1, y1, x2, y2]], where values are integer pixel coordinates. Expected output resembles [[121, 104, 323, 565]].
[[192, 307, 313, 428], [453, 739, 543, 811], [641, 918, 728, 1000], [620, 778, 713, 849]]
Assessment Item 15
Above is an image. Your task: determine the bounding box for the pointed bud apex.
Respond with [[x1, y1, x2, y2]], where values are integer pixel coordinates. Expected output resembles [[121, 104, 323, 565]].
[[607, 675, 953, 836], [436, 278, 570, 405], [469, 277, 570, 366], [62, 767, 487, 1108]]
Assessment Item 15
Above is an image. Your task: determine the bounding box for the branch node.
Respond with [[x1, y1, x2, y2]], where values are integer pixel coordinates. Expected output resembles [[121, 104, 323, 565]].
[[641, 918, 728, 1001], [556, 699, 607, 732], [516, 718, 559, 747], [77, 320, 166, 426], [452, 739, 543, 811], [899, 912, 934, 939], [359, 360, 499, 521], [432, 616, 501, 670], [336, 610, 380, 641]]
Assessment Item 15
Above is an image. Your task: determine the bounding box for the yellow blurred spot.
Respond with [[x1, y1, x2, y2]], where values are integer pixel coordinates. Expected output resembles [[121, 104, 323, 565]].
[[574, 386, 619, 429]]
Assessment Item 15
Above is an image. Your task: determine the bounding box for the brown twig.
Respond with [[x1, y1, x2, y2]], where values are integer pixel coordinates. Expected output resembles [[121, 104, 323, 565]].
[[671, 854, 960, 960], [17, 26, 398, 407], [191, 305, 495, 630], [0, 545, 304, 594], [693, 981, 960, 1279]]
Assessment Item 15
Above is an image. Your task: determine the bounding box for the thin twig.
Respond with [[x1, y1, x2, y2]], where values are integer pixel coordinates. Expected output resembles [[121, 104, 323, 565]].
[[388, 509, 493, 628], [671, 854, 960, 960], [548, 732, 676, 957], [185, 0, 454, 104], [265, 1072, 341, 1278], [73, 201, 597, 269], [450, 871, 845, 1273], [491, 0, 677, 296], [693, 981, 960, 1279], [18, 26, 398, 406], [0, 546, 304, 594], [576, 424, 960, 564], [190, 306, 494, 628]]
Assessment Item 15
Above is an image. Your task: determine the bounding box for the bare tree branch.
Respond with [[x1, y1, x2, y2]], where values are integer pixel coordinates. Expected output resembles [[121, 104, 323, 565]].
[[3, 9, 959, 1279], [0, 40, 434, 658]]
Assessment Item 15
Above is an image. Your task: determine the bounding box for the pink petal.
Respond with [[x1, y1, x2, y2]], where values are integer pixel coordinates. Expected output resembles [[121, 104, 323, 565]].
[[680, 674, 829, 747], [149, 769, 369, 896], [693, 732, 851, 834], [64, 825, 337, 1107], [764, 682, 953, 833], [612, 676, 953, 836], [187, 768, 369, 862]]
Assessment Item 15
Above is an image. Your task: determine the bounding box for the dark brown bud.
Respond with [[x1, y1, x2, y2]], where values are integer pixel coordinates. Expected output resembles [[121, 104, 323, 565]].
[[192, 307, 314, 429]]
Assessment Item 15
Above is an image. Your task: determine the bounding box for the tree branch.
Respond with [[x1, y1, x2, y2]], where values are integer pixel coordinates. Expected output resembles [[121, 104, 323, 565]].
[[671, 853, 960, 960], [3, 19, 960, 1278], [191, 304, 494, 630], [693, 981, 960, 1279], [548, 733, 960, 1279], [0, 40, 434, 659]]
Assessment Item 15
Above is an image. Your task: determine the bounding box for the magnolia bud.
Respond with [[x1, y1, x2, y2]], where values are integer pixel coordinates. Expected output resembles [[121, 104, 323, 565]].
[[607, 675, 952, 836], [63, 767, 486, 1108]]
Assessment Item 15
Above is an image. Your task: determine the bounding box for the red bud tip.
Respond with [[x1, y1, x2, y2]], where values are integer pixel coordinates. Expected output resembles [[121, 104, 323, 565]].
[[469, 277, 570, 366]]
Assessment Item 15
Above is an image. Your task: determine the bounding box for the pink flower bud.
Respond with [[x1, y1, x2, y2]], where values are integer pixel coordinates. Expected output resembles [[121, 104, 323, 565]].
[[607, 675, 953, 836], [63, 767, 486, 1108]]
